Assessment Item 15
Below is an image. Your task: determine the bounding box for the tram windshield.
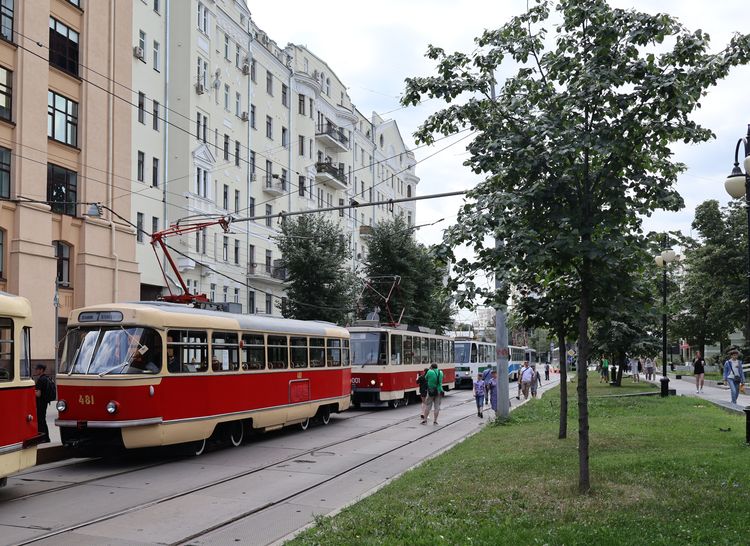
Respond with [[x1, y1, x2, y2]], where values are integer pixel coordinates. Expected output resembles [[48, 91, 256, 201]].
[[454, 342, 471, 363], [350, 332, 386, 366], [60, 326, 162, 375]]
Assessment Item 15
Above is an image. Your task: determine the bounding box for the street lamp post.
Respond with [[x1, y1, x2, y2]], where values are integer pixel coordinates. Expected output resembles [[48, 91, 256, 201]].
[[655, 237, 675, 397], [723, 124, 750, 347]]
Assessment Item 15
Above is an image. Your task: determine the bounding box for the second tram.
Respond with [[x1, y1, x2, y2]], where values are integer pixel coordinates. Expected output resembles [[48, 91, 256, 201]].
[[349, 324, 455, 407], [55, 302, 352, 454], [0, 292, 40, 486], [453, 340, 535, 388]]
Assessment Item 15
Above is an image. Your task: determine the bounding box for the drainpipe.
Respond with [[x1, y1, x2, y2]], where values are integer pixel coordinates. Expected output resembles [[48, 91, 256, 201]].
[[163, 0, 171, 295], [108, 0, 119, 302]]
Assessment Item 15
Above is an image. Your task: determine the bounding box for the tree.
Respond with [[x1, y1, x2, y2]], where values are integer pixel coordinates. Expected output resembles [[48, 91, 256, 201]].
[[403, 0, 750, 492], [274, 215, 358, 324], [361, 217, 453, 333]]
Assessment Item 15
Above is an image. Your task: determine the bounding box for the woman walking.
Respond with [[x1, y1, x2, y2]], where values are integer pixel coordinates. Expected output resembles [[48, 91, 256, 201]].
[[473, 372, 485, 418], [723, 349, 746, 405], [530, 364, 541, 398], [692, 351, 706, 394]]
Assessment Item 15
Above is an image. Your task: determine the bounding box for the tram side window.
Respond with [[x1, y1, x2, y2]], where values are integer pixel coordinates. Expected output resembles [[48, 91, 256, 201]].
[[242, 333, 265, 370], [470, 343, 478, 363], [212, 332, 239, 372], [267, 335, 288, 369], [413, 337, 422, 364], [0, 317, 12, 381], [403, 336, 413, 365], [290, 336, 308, 368], [436, 339, 444, 364], [390, 334, 402, 365], [21, 326, 31, 379], [310, 337, 325, 367], [168, 329, 207, 373], [326, 338, 341, 367], [342, 339, 350, 367]]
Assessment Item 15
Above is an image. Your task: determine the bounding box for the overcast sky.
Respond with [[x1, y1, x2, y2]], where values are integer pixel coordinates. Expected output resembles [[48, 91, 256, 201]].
[[248, 1, 750, 319]]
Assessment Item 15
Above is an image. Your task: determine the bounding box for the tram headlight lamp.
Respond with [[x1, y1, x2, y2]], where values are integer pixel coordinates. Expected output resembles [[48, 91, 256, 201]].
[[370, 379, 376, 386], [106, 401, 119, 415], [56, 400, 67, 413]]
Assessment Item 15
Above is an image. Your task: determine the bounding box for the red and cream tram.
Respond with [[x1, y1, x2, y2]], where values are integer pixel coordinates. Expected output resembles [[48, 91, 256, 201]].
[[0, 293, 40, 486], [54, 302, 351, 454], [349, 323, 455, 407]]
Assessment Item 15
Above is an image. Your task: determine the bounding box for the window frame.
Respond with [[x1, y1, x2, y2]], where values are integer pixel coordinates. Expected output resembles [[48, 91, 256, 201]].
[[49, 17, 80, 77], [47, 90, 78, 147]]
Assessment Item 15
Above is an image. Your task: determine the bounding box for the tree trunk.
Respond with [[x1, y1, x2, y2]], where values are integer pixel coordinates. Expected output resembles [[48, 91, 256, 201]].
[[577, 259, 592, 494], [557, 327, 567, 439]]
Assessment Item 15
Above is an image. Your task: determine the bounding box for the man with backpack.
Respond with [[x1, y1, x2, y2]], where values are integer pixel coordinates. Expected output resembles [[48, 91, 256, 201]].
[[421, 363, 443, 425], [33, 364, 55, 443]]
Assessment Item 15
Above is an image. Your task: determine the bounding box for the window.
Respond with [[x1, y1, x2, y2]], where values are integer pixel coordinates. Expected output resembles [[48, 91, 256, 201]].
[[153, 0, 160, 13], [153, 41, 160, 71], [197, 2, 208, 33], [47, 164, 77, 216], [0, 0, 13, 42], [243, 333, 264, 368], [48, 91, 78, 146], [298, 175, 305, 197], [249, 151, 255, 175], [222, 184, 228, 209], [223, 83, 229, 110], [49, 17, 79, 76], [197, 57, 208, 87], [249, 197, 255, 217], [234, 239, 239, 264], [137, 151, 144, 181], [212, 331, 239, 371], [298, 93, 305, 115], [327, 339, 342, 367], [266, 70, 273, 94], [281, 84, 288, 107], [235, 91, 240, 116], [291, 337, 308, 368], [265, 116, 272, 139], [53, 241, 71, 287], [0, 146, 8, 198], [139, 30, 146, 53], [235, 140, 240, 166], [222, 236, 228, 261], [168, 330, 208, 373], [152, 216, 159, 236], [281, 127, 288, 148], [136, 213, 144, 243], [0, 66, 10, 121], [265, 204, 272, 227], [210, 283, 215, 301], [152, 100, 159, 130], [298, 135, 305, 157], [196, 111, 207, 141], [224, 33, 229, 60], [138, 92, 145, 124], [152, 157, 159, 187], [223, 134, 229, 160], [0, 229, 4, 278], [234, 189, 240, 212], [280, 169, 287, 190], [234, 288, 239, 304], [196, 167, 207, 198], [339, 198, 344, 217], [265, 294, 273, 315], [235, 43, 240, 67], [250, 59, 256, 82], [250, 104, 256, 128]]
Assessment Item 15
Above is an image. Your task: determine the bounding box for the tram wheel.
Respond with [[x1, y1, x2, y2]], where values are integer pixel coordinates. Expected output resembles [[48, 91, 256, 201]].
[[191, 438, 207, 457], [320, 408, 331, 425], [229, 421, 244, 447], [402, 395, 410, 407], [299, 417, 310, 431], [388, 399, 399, 409]]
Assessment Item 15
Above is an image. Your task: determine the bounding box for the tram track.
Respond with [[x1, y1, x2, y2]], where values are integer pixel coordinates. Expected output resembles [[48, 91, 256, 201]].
[[12, 395, 473, 545]]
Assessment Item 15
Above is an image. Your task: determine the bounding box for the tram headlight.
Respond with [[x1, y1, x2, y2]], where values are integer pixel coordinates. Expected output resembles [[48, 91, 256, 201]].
[[370, 379, 376, 386], [106, 401, 119, 415], [56, 400, 67, 413]]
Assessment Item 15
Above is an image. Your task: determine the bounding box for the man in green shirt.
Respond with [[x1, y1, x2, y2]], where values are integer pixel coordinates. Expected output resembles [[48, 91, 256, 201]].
[[421, 363, 444, 425], [600, 357, 610, 383]]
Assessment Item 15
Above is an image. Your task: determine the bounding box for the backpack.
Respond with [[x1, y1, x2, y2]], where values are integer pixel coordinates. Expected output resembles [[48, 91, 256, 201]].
[[41, 374, 56, 403]]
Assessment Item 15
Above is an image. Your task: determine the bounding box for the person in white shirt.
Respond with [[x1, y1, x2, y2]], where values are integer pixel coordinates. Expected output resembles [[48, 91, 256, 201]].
[[723, 349, 746, 405], [520, 361, 534, 400]]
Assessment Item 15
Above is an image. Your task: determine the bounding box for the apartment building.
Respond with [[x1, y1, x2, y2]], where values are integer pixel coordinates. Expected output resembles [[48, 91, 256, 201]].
[[128, 1, 419, 316], [0, 0, 140, 365]]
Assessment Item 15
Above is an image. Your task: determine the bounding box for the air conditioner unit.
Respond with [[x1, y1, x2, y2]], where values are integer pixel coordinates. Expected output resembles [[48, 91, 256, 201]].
[[240, 111, 249, 121], [242, 63, 250, 75], [195, 82, 206, 95], [133, 46, 145, 60]]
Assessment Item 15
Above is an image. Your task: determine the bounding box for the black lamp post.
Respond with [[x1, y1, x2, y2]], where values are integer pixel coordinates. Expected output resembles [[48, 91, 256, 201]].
[[655, 236, 675, 397], [724, 124, 750, 347]]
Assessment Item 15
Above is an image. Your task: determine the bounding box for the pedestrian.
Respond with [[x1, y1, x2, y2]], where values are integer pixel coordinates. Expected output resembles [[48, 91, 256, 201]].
[[33, 364, 53, 443], [516, 364, 523, 400], [473, 372, 485, 418], [723, 349, 746, 405], [416, 368, 428, 420], [644, 356, 655, 381], [530, 363, 541, 398], [520, 361, 534, 399], [544, 361, 550, 381], [482, 366, 492, 407], [631, 358, 641, 383], [489, 369, 499, 412], [599, 356, 610, 383], [421, 363, 444, 425], [692, 351, 706, 394]]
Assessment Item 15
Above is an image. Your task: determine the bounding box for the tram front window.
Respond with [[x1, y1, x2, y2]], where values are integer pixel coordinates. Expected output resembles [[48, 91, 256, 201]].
[[454, 343, 470, 364], [61, 327, 162, 375], [350, 332, 386, 366]]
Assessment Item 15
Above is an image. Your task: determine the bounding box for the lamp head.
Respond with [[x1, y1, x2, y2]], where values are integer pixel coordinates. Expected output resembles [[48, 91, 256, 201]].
[[84, 203, 103, 218], [725, 165, 746, 199], [654, 255, 664, 267], [661, 249, 676, 263]]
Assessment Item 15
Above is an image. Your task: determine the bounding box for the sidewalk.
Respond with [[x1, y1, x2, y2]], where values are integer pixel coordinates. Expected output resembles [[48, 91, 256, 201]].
[[638, 371, 749, 413]]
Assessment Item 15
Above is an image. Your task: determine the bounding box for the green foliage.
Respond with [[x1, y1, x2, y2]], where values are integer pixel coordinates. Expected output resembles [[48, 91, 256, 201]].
[[274, 215, 358, 324], [361, 217, 453, 333]]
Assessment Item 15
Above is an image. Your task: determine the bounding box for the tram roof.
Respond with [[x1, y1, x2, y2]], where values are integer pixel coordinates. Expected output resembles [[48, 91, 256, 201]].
[[0, 291, 32, 319], [68, 301, 348, 337]]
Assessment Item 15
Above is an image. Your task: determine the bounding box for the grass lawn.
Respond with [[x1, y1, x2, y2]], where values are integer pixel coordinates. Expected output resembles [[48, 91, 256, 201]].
[[289, 373, 750, 546]]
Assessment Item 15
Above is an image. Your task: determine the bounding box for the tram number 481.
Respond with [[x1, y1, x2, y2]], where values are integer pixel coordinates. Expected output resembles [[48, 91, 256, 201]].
[[78, 394, 95, 405]]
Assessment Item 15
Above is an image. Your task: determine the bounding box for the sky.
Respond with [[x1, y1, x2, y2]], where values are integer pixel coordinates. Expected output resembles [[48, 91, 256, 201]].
[[247, 1, 750, 321]]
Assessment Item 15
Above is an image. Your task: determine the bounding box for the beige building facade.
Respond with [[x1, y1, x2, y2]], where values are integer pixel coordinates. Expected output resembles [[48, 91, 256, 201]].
[[0, 0, 139, 365]]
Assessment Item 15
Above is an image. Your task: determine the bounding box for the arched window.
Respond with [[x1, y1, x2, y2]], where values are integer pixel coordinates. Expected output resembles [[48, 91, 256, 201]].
[[407, 185, 412, 198], [53, 240, 71, 287], [379, 134, 384, 148]]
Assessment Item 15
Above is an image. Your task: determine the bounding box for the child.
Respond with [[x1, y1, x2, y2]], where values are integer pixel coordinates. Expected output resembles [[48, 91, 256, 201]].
[[473, 372, 485, 418]]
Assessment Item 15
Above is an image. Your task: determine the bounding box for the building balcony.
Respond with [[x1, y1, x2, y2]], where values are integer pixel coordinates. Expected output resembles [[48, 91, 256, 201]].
[[315, 123, 348, 152], [247, 262, 287, 283], [262, 176, 287, 196], [315, 162, 347, 191]]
